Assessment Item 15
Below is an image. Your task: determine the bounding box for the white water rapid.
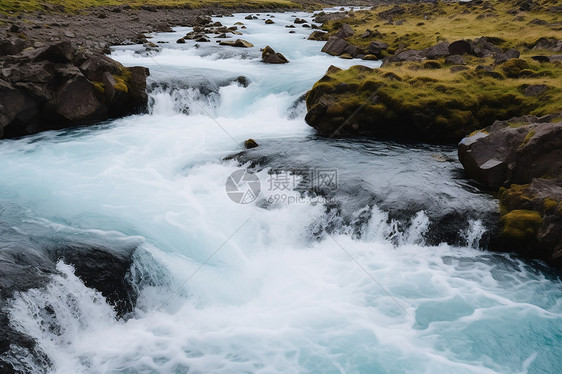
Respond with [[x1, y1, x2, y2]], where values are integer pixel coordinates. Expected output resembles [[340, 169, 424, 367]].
[[1, 8, 561, 374]]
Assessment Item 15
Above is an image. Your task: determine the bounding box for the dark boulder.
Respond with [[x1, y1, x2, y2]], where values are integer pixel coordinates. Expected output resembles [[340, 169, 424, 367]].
[[531, 55, 550, 63], [0, 217, 143, 372], [219, 39, 254, 48], [262, 46, 289, 64], [308, 31, 329, 41], [0, 39, 26, 57], [422, 41, 450, 59], [0, 42, 149, 139], [523, 84, 549, 96], [334, 24, 354, 39], [449, 40, 473, 55], [367, 41, 389, 56], [458, 116, 562, 189], [321, 37, 361, 58], [445, 55, 466, 65]]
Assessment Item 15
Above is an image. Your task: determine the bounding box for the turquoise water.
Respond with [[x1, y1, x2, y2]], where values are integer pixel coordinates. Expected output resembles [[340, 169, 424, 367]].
[[1, 9, 561, 374]]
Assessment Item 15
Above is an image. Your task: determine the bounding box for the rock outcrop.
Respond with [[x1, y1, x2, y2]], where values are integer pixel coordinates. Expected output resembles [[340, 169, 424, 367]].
[[0, 41, 149, 139], [0, 216, 142, 373], [458, 114, 562, 189], [458, 115, 562, 265]]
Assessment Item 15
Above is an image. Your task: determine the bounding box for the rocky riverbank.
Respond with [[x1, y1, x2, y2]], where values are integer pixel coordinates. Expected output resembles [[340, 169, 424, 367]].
[[303, 0, 562, 265]]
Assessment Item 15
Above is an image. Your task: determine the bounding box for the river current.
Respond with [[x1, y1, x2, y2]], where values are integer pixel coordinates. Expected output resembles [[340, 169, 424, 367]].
[[1, 8, 561, 374]]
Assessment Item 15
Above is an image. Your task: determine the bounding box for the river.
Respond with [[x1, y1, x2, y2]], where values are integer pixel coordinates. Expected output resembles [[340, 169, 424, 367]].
[[1, 8, 561, 374]]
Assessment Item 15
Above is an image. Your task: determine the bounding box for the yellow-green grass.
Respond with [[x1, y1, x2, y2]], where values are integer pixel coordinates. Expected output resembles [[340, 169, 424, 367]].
[[322, 0, 562, 57], [306, 57, 562, 142], [0, 0, 302, 15]]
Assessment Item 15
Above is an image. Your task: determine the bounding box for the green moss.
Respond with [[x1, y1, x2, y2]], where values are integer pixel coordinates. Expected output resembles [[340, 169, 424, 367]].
[[500, 209, 543, 240], [544, 198, 559, 212], [502, 59, 531, 78], [423, 60, 442, 69], [519, 130, 536, 148], [92, 81, 105, 94]]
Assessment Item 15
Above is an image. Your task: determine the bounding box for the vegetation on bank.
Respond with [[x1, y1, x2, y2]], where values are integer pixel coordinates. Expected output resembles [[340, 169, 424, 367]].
[[0, 0, 301, 15], [321, 0, 562, 58], [306, 0, 562, 143], [306, 58, 562, 142]]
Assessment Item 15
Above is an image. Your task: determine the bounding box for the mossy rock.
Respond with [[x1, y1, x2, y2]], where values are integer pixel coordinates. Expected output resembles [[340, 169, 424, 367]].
[[501, 58, 531, 78], [500, 209, 543, 240], [422, 60, 442, 69]]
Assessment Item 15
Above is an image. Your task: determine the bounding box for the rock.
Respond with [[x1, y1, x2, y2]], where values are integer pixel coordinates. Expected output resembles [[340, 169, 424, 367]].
[[549, 54, 562, 62], [335, 24, 354, 39], [423, 41, 450, 59], [531, 55, 550, 63], [0, 39, 26, 57], [220, 39, 254, 48], [0, 79, 40, 138], [308, 31, 329, 41], [294, 18, 307, 24], [449, 40, 473, 55], [0, 218, 144, 372], [9, 24, 22, 33], [265, 19, 274, 24], [445, 55, 466, 65], [321, 37, 360, 57], [505, 48, 520, 59], [378, 5, 405, 20], [458, 117, 562, 190], [494, 179, 562, 265], [385, 49, 424, 63], [450, 65, 470, 73], [528, 18, 548, 25], [0, 43, 149, 139], [177, 38, 186, 44], [262, 46, 289, 64], [33, 41, 75, 63], [244, 139, 259, 149], [367, 41, 388, 56], [524, 84, 549, 96], [501, 58, 530, 78], [533, 37, 562, 52], [193, 15, 212, 26], [236, 76, 249, 87]]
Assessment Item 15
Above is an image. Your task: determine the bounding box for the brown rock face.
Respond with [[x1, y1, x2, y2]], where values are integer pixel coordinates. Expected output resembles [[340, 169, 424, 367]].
[[321, 37, 361, 58], [458, 116, 562, 189], [0, 41, 149, 139], [459, 115, 562, 266]]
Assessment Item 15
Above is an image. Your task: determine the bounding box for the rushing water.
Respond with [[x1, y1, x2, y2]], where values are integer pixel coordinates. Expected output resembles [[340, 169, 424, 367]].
[[1, 8, 561, 374]]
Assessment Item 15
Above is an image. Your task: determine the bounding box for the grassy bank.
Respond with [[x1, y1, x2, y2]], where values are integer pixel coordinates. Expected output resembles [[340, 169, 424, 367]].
[[322, 0, 562, 57], [306, 0, 562, 143], [0, 0, 302, 15]]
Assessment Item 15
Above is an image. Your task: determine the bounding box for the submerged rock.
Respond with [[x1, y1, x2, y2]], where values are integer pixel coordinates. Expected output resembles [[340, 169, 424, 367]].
[[219, 39, 254, 48], [244, 138, 259, 149], [0, 217, 142, 372]]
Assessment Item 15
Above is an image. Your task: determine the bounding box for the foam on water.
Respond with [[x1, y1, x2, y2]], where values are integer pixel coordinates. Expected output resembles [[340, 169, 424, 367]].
[[1, 9, 561, 374]]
